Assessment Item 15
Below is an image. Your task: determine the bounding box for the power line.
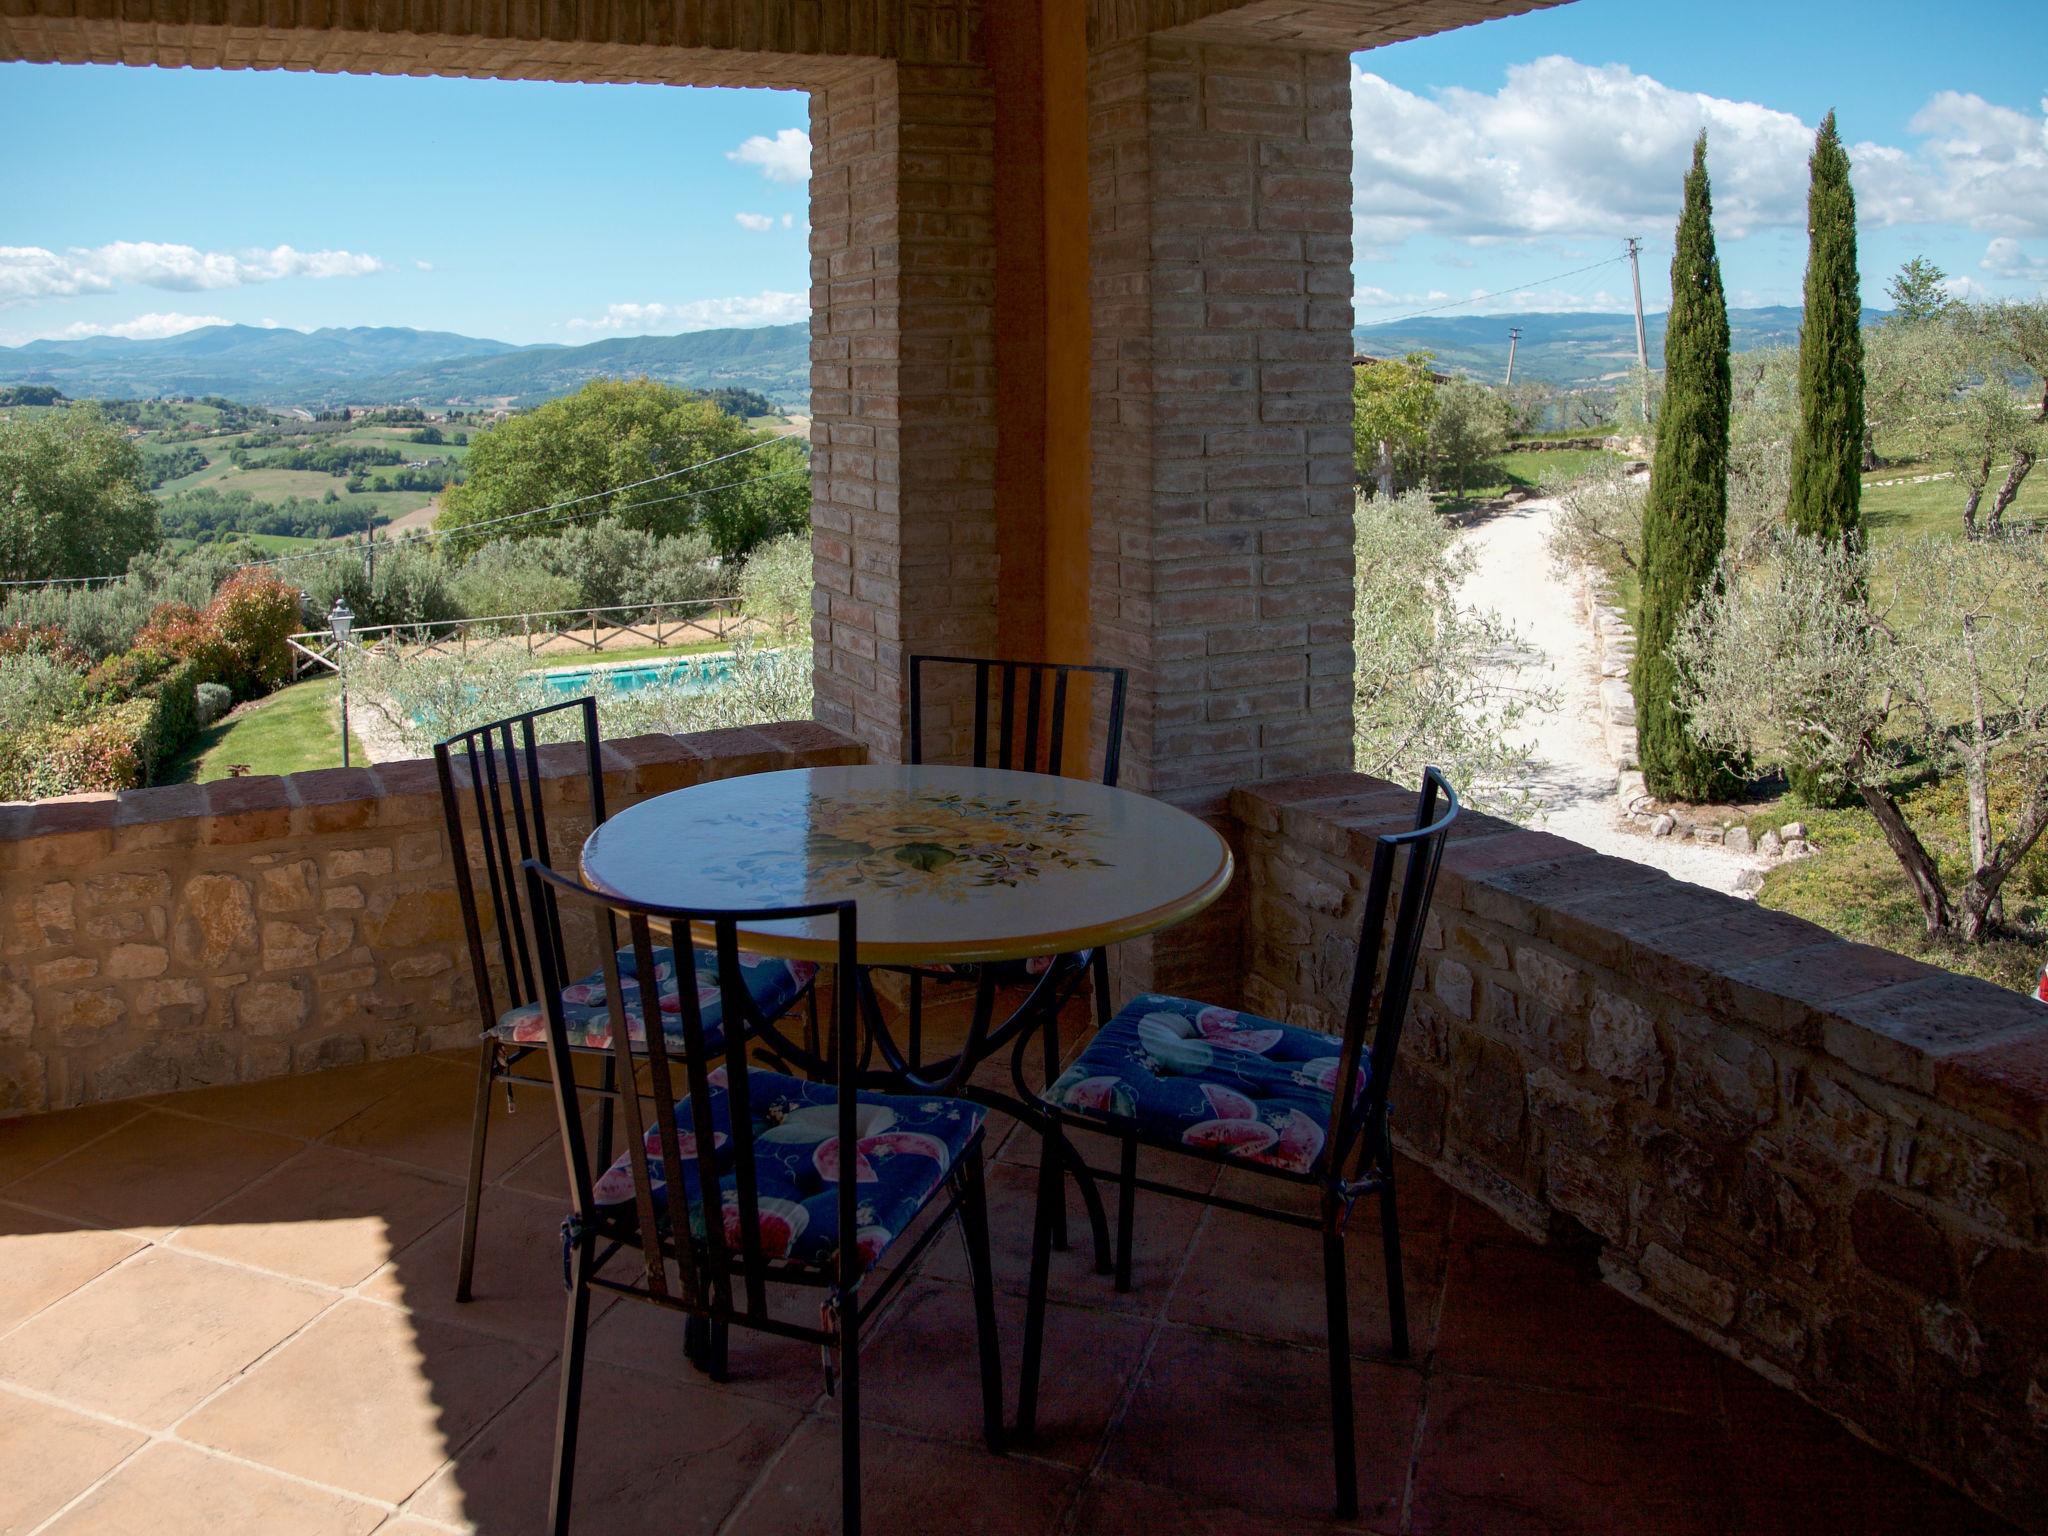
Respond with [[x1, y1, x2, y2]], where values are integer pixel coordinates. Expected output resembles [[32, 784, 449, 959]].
[[0, 435, 800, 590], [1356, 251, 1632, 330]]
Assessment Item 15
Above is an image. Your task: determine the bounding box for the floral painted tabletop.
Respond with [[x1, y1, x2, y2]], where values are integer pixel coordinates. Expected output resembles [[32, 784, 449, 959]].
[[580, 764, 1233, 966]]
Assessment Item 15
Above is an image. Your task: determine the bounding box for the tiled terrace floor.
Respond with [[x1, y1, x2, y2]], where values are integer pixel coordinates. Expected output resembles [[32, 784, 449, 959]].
[[0, 1023, 2013, 1535]]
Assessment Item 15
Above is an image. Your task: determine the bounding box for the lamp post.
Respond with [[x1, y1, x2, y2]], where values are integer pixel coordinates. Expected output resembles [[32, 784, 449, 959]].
[[328, 598, 354, 769]]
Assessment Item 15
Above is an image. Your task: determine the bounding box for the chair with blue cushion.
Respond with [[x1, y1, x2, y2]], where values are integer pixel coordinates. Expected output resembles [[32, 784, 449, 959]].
[[1017, 769, 1458, 1521], [521, 860, 1001, 1536], [435, 697, 817, 1304]]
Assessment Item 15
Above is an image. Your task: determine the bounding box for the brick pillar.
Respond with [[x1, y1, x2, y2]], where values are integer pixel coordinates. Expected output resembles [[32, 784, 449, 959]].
[[809, 62, 999, 763], [1089, 36, 1357, 997]]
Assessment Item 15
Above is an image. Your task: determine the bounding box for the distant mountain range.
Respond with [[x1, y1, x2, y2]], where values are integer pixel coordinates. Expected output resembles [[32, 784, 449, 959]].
[[0, 322, 812, 410], [1355, 306, 1890, 388], [0, 303, 1887, 409]]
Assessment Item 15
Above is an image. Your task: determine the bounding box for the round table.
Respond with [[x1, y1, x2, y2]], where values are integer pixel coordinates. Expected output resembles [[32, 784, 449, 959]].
[[578, 763, 1234, 967]]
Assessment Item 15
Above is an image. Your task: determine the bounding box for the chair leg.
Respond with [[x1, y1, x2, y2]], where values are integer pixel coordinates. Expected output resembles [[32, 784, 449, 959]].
[[1041, 1008, 1068, 1254], [595, 1049, 616, 1171], [1114, 1132, 1137, 1293], [1322, 1207, 1358, 1522], [683, 1314, 709, 1373], [708, 1318, 730, 1384], [455, 1038, 496, 1303], [908, 971, 923, 1074], [1016, 1127, 1058, 1439], [957, 1144, 1005, 1452], [1380, 1169, 1410, 1360], [1089, 945, 1112, 1027], [549, 1236, 596, 1536], [839, 1296, 862, 1536]]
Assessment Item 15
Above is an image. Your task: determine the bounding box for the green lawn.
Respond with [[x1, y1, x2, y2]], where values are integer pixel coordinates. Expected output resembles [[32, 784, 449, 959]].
[[530, 636, 737, 668], [1433, 447, 1621, 511], [162, 677, 367, 785]]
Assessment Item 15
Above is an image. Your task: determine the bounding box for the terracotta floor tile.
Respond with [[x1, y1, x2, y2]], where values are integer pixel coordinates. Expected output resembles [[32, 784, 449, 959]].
[[0, 1385, 146, 1535], [1, 1112, 300, 1237], [0, 1201, 145, 1333], [920, 1158, 1206, 1314], [1434, 1239, 1722, 1417], [170, 1147, 465, 1289], [181, 1298, 551, 1504], [722, 1418, 1082, 1536], [0, 1248, 328, 1429], [1410, 1374, 1733, 1536], [1167, 1207, 1443, 1360], [374, 1520, 462, 1534], [1068, 1473, 1369, 1536], [1718, 1359, 2014, 1533], [851, 1279, 1151, 1467], [361, 1188, 614, 1347], [1206, 1156, 1455, 1232], [322, 1067, 557, 1183], [408, 1359, 801, 1534], [1103, 1325, 1422, 1531], [583, 1285, 825, 1411], [38, 1441, 386, 1536], [0, 1103, 144, 1187], [1447, 1192, 1537, 1247], [149, 1056, 437, 1141]]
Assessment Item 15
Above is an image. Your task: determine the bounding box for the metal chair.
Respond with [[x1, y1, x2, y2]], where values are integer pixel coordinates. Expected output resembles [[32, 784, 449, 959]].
[[1016, 769, 1459, 1520], [522, 861, 1002, 1536], [896, 653, 1130, 1061], [435, 697, 817, 1303]]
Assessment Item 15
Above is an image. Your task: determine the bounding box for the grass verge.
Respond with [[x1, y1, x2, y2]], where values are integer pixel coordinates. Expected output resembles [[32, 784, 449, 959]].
[[162, 677, 367, 784]]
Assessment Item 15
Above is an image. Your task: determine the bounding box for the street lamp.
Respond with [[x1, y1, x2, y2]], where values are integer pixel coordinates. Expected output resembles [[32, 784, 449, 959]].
[[328, 598, 354, 769]]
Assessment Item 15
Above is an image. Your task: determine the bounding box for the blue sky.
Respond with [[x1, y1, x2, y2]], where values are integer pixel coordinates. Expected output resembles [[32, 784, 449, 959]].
[[1, 0, 2042, 347]]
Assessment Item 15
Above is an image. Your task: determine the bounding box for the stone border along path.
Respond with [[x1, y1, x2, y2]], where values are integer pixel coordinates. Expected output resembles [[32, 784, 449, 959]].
[[1451, 494, 1769, 898]]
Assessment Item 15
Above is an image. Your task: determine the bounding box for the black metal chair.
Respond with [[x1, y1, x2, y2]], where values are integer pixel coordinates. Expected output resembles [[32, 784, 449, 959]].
[[1016, 769, 1459, 1520], [435, 697, 818, 1303], [895, 653, 1130, 1062], [522, 861, 1002, 1536]]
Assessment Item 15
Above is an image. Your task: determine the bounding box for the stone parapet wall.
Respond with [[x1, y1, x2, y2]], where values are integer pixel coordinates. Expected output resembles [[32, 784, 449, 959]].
[[0, 723, 865, 1116], [1234, 771, 2048, 1532]]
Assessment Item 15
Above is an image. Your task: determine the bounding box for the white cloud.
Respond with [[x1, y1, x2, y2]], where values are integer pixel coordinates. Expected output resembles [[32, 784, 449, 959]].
[[728, 128, 811, 184], [414, 259, 435, 272], [782, 213, 796, 230], [734, 212, 777, 232], [0, 241, 387, 307], [1981, 236, 2048, 285], [1349, 62, 2048, 250], [54, 311, 232, 340], [568, 291, 809, 334]]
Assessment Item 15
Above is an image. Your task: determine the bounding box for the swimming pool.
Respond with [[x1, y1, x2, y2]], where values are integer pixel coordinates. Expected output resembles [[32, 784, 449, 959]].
[[536, 652, 738, 697]]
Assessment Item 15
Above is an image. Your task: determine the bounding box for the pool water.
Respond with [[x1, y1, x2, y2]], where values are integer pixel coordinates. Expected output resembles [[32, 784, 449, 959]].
[[538, 652, 737, 697]]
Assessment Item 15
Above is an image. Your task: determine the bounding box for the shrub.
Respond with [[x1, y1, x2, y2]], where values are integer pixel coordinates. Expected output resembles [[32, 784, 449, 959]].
[[196, 681, 232, 726], [738, 533, 812, 644], [204, 568, 302, 697], [81, 644, 183, 705], [450, 543, 581, 623], [0, 650, 85, 738], [0, 622, 87, 669]]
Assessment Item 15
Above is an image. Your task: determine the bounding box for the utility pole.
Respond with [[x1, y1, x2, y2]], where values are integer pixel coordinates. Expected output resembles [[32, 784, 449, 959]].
[[1504, 327, 1522, 387], [1626, 236, 1651, 419]]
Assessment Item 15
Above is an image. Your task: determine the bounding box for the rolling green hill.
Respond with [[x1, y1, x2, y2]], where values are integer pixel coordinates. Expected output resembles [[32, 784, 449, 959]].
[[1355, 306, 1891, 388]]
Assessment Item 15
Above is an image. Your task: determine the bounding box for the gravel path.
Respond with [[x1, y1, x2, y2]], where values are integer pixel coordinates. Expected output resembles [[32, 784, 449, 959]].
[[1455, 496, 1764, 896]]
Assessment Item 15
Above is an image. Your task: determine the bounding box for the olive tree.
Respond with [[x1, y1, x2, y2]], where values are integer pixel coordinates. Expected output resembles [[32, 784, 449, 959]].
[[1427, 377, 1511, 498], [1352, 353, 1439, 499], [0, 403, 160, 582], [1674, 530, 2048, 942], [1354, 490, 1555, 817]]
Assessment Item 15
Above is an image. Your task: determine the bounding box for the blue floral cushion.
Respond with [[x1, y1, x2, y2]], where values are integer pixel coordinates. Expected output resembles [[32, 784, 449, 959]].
[[577, 1065, 985, 1273], [1040, 993, 1365, 1175], [493, 946, 813, 1054]]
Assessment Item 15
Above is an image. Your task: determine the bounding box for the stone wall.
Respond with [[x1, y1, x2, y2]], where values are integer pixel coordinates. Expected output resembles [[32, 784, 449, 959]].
[[1234, 771, 2048, 1532], [0, 724, 864, 1115]]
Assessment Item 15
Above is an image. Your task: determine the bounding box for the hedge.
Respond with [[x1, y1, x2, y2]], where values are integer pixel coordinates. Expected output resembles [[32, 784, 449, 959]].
[[0, 657, 201, 800]]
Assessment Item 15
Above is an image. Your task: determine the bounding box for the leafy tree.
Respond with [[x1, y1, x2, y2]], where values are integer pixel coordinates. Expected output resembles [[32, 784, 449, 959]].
[[1352, 353, 1439, 497], [1354, 490, 1556, 817], [1426, 377, 1510, 498], [1787, 112, 1865, 542], [1633, 132, 1737, 802], [1885, 256, 1956, 326], [0, 403, 160, 582], [1676, 530, 2048, 944], [436, 377, 807, 561]]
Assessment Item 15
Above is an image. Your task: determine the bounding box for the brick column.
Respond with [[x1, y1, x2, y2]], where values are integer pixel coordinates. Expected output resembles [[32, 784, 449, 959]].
[[1089, 36, 1357, 996], [808, 62, 1000, 763]]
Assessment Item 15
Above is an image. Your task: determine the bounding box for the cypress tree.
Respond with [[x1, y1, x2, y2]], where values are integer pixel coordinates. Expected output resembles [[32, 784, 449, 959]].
[[1787, 111, 1865, 541], [1634, 132, 1738, 803]]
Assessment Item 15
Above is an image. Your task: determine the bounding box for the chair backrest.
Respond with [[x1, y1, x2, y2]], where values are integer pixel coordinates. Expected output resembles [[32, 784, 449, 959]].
[[521, 859, 863, 1313], [1326, 768, 1459, 1180], [433, 696, 606, 1033], [907, 654, 1129, 785]]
